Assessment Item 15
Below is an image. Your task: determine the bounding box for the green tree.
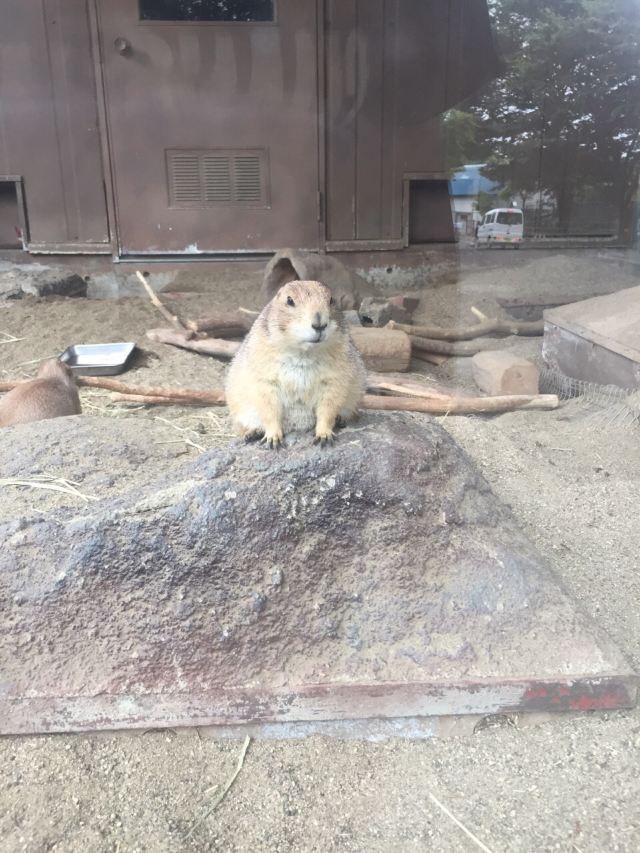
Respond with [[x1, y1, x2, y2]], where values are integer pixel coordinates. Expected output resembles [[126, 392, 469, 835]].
[[476, 190, 498, 215], [472, 0, 640, 240], [441, 109, 489, 172]]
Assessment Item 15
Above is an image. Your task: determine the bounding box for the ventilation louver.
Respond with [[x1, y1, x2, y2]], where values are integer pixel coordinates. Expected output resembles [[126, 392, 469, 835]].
[[167, 149, 268, 208]]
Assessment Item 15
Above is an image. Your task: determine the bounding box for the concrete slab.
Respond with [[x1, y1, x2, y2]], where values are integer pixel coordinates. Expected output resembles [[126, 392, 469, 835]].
[[543, 286, 640, 389], [0, 415, 635, 735], [0, 244, 459, 299]]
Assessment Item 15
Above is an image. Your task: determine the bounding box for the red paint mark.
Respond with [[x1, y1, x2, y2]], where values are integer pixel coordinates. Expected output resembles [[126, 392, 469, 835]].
[[524, 685, 548, 700], [568, 691, 627, 711], [523, 681, 633, 712]]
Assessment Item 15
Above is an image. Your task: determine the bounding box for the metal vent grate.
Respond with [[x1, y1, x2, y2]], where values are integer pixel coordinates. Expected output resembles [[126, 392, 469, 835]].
[[169, 153, 202, 204], [234, 155, 263, 202], [167, 149, 268, 208], [203, 156, 232, 203]]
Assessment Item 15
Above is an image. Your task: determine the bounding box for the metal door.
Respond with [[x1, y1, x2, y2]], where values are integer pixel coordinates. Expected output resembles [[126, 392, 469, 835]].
[[97, 1, 320, 254]]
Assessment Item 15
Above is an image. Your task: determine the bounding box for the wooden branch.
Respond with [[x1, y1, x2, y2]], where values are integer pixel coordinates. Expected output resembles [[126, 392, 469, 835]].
[[367, 371, 446, 388], [108, 389, 557, 415], [362, 393, 558, 414], [1, 376, 557, 416], [366, 374, 462, 401], [146, 328, 240, 359], [148, 324, 412, 373], [136, 271, 190, 332], [389, 316, 544, 341], [111, 393, 208, 405], [2, 372, 471, 404], [410, 335, 498, 357], [186, 311, 256, 336], [411, 351, 449, 366], [469, 307, 488, 322], [77, 376, 225, 405], [105, 389, 558, 415], [1, 376, 222, 404]]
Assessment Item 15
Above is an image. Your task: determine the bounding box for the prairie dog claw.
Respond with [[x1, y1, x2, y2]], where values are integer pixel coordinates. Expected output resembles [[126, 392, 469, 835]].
[[261, 433, 283, 450], [314, 432, 335, 448]]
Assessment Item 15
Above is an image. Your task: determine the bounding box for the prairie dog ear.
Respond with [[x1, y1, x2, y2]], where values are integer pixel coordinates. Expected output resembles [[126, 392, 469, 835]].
[[36, 358, 58, 378], [36, 358, 77, 383]]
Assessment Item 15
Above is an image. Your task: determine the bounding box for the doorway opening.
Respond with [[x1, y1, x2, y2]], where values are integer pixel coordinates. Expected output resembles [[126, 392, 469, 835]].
[[0, 179, 24, 249], [406, 178, 455, 244]]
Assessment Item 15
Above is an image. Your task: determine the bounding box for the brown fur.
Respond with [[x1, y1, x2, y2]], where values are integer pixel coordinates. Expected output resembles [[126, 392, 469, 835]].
[[225, 280, 366, 448], [0, 359, 82, 428]]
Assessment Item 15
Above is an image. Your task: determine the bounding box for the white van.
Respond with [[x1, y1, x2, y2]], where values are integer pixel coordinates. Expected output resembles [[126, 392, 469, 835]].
[[476, 208, 524, 248]]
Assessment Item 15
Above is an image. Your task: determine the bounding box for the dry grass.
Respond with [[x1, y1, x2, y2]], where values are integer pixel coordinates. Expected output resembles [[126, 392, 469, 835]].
[[185, 736, 251, 840], [0, 475, 98, 502], [0, 331, 26, 345], [153, 413, 235, 452], [428, 791, 495, 853], [78, 388, 234, 446]]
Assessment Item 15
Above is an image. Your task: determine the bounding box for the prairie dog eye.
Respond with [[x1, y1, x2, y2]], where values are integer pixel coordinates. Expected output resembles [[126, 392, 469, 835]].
[[286, 296, 295, 307], [330, 297, 335, 306]]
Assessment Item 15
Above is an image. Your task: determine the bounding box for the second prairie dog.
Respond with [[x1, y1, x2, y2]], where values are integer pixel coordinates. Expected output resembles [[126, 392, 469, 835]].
[[0, 358, 82, 428], [225, 280, 366, 448]]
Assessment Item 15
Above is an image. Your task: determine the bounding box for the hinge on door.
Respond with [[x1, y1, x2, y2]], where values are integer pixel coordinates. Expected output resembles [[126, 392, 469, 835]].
[[317, 190, 323, 222]]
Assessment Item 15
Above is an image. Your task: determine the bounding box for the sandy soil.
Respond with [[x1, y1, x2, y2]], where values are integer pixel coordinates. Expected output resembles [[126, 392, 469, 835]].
[[1, 249, 639, 852]]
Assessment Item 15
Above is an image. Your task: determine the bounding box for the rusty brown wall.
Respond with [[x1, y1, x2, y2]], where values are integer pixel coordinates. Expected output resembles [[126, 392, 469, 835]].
[[326, 0, 395, 243], [325, 0, 499, 244], [0, 1, 109, 248]]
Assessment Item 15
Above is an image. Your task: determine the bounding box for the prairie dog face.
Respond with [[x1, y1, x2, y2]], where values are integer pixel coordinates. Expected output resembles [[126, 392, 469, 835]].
[[269, 280, 338, 347]]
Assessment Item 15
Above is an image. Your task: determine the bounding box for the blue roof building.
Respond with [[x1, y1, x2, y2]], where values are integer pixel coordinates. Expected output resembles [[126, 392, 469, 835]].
[[449, 164, 500, 198], [449, 164, 500, 236]]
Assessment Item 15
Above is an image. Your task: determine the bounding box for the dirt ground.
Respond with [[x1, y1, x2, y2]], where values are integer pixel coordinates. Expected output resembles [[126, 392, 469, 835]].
[[1, 249, 640, 852]]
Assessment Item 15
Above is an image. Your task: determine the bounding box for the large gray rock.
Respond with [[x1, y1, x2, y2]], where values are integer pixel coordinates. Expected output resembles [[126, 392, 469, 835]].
[[0, 265, 87, 300], [0, 414, 635, 734], [358, 296, 411, 327], [0, 269, 23, 299]]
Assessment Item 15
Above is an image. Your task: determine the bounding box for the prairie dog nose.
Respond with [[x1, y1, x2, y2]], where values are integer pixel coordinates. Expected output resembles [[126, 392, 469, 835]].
[[312, 311, 327, 332]]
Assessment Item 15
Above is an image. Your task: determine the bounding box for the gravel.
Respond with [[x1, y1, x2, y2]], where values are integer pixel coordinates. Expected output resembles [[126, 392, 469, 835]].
[[1, 248, 639, 852]]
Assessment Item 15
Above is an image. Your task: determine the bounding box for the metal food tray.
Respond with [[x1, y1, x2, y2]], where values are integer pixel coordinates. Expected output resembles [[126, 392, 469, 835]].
[[59, 342, 137, 376]]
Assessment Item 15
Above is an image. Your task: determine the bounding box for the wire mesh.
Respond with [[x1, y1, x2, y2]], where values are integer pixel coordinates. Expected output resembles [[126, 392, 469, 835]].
[[540, 365, 640, 428]]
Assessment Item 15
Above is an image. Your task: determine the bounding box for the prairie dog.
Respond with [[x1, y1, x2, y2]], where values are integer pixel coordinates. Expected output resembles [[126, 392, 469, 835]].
[[0, 358, 81, 428], [225, 280, 366, 448]]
